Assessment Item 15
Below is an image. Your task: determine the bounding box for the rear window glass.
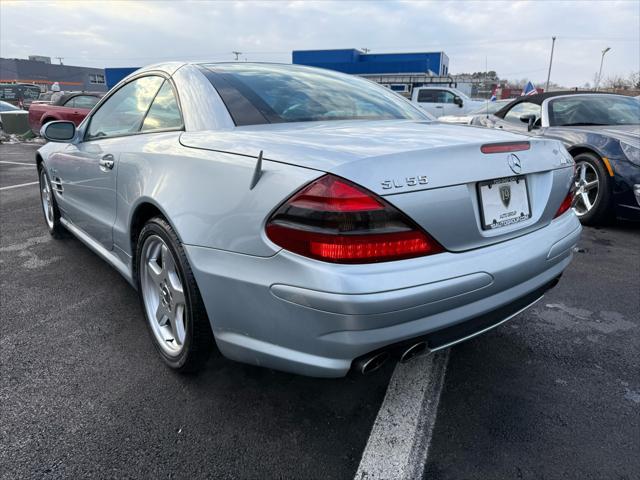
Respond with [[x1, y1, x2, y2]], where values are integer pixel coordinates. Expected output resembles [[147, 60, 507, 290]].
[[200, 63, 427, 126]]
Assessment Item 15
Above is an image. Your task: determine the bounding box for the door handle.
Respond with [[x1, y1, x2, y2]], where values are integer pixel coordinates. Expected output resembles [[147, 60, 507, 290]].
[[99, 154, 115, 172]]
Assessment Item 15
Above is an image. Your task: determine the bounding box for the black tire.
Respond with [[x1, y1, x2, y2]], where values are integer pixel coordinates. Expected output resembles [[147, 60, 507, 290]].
[[135, 216, 215, 372], [573, 152, 613, 226], [38, 165, 66, 239]]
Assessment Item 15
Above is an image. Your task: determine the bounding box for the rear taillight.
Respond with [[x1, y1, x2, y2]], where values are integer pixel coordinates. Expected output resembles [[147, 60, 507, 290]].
[[554, 190, 575, 218], [266, 174, 444, 263]]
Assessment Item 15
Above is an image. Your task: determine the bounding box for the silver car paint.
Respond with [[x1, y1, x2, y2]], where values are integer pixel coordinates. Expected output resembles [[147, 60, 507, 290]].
[[186, 212, 580, 376], [37, 62, 581, 376]]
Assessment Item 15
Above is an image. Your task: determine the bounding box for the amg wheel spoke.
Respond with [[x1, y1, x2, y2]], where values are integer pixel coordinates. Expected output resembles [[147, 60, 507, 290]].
[[171, 286, 185, 309], [147, 259, 164, 286], [581, 192, 592, 211], [585, 180, 598, 191], [171, 311, 186, 345], [579, 164, 587, 182], [155, 304, 168, 326], [161, 244, 176, 275]]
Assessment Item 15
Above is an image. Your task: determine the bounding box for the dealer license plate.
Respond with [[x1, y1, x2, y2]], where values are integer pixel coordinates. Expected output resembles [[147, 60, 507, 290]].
[[478, 176, 531, 230]]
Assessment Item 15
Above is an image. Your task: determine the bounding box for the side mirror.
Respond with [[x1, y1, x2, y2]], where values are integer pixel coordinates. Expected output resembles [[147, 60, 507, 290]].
[[41, 120, 76, 142], [520, 114, 538, 132], [453, 96, 463, 107]]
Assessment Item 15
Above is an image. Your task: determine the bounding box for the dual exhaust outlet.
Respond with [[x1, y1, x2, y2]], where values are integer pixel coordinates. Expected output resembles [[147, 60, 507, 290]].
[[354, 341, 429, 375]]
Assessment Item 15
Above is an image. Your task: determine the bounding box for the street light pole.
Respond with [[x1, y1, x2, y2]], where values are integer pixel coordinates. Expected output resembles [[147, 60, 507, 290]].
[[545, 36, 556, 92], [595, 47, 611, 91]]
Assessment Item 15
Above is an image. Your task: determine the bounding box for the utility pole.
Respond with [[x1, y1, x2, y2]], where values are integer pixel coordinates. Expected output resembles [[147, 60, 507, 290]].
[[545, 36, 556, 92], [55, 57, 64, 65], [232, 51, 242, 61], [595, 47, 611, 91]]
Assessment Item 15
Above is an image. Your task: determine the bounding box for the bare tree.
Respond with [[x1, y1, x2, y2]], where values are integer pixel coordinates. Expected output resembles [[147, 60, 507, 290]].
[[602, 75, 630, 90]]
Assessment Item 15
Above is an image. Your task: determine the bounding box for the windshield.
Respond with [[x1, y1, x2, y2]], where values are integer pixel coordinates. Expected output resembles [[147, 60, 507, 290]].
[[200, 63, 428, 126], [469, 100, 510, 115], [549, 95, 640, 126]]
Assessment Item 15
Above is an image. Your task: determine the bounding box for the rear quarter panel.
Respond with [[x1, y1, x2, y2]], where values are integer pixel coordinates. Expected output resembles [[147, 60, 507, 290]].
[[113, 132, 322, 259]]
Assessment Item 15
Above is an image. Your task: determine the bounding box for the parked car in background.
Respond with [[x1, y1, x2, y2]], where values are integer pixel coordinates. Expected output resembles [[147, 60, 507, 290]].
[[411, 86, 484, 118], [438, 99, 512, 124], [31, 90, 57, 105], [28, 92, 103, 134], [36, 62, 580, 377], [481, 92, 640, 224], [0, 100, 29, 135], [0, 83, 42, 109], [0, 100, 23, 112]]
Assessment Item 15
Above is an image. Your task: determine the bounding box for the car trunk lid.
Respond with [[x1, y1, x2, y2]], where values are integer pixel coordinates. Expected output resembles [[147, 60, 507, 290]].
[[181, 120, 574, 251]]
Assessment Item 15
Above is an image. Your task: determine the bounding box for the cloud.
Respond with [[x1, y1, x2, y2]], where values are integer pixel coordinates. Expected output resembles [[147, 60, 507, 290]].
[[1, 0, 638, 86]]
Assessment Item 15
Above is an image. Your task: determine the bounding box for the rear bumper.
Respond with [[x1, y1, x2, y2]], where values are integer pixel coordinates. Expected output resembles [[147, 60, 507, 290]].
[[185, 212, 581, 377]]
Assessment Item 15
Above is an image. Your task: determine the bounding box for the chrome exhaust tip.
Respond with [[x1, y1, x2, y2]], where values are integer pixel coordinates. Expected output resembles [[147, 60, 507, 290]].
[[356, 351, 391, 375], [399, 342, 429, 363]]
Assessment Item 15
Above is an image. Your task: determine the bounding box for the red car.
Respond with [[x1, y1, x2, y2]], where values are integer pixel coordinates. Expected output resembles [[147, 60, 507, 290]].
[[28, 92, 103, 134]]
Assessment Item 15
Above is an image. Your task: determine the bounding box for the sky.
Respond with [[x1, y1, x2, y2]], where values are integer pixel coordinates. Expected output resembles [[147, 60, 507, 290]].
[[1, 0, 638, 87]]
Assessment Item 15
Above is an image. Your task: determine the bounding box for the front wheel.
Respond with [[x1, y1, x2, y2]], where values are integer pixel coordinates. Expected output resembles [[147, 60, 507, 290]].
[[38, 166, 66, 238], [136, 217, 214, 372], [573, 152, 612, 225]]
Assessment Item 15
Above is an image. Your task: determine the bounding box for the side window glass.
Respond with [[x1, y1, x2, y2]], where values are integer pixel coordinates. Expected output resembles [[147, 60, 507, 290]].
[[86, 76, 164, 140], [433, 91, 445, 103], [417, 90, 437, 103], [141, 81, 183, 132], [421, 90, 453, 103], [74, 95, 100, 109], [63, 97, 75, 108], [441, 91, 455, 103], [504, 102, 542, 124]]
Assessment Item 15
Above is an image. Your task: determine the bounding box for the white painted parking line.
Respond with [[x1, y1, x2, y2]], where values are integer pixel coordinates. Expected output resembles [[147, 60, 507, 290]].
[[0, 160, 35, 166], [0, 181, 39, 191], [355, 351, 449, 480]]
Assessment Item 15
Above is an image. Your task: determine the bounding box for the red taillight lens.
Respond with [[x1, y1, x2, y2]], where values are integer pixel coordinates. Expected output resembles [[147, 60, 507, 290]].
[[480, 142, 530, 154], [554, 190, 575, 218], [266, 174, 444, 263], [287, 174, 383, 212]]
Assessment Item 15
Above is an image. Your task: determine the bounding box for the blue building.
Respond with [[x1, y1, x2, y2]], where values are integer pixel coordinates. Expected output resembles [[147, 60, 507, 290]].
[[105, 67, 140, 89], [292, 49, 449, 76]]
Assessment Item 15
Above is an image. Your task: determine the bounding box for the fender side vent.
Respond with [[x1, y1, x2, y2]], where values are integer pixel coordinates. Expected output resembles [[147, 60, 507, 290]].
[[51, 177, 64, 194]]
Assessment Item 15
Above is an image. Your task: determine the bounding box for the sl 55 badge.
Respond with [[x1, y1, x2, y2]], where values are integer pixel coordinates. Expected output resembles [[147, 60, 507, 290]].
[[381, 175, 428, 190]]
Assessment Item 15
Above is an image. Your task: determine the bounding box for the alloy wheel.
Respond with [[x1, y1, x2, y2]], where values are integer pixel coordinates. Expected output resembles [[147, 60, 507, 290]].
[[140, 235, 187, 356], [40, 170, 54, 229], [573, 161, 599, 217]]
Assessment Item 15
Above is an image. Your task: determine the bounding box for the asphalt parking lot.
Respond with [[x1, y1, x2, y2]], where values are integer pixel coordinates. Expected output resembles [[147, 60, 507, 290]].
[[1, 142, 639, 480]]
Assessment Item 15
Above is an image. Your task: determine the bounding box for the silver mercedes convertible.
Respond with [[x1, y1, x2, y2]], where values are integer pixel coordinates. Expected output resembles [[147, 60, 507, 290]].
[[36, 62, 581, 377]]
